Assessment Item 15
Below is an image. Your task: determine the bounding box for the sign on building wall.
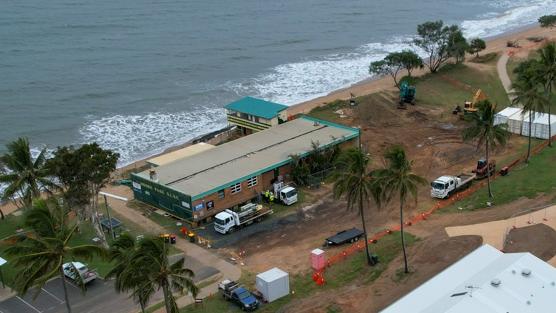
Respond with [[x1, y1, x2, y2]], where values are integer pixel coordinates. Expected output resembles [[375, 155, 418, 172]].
[[206, 201, 214, 210], [193, 202, 204, 211]]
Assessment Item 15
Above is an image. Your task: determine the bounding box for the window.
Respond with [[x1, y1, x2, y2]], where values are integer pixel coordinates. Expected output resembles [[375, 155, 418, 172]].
[[247, 176, 258, 188], [230, 182, 241, 194], [218, 189, 225, 199]]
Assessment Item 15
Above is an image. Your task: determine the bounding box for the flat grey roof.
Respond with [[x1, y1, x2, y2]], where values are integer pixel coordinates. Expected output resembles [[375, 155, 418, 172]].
[[135, 116, 358, 200]]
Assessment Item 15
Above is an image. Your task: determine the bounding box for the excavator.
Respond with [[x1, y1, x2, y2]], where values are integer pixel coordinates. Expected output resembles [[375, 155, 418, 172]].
[[453, 89, 487, 117], [472, 158, 496, 180]]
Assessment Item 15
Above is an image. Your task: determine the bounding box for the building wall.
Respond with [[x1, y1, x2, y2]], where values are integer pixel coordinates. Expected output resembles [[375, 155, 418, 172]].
[[191, 164, 292, 222], [131, 174, 193, 220]]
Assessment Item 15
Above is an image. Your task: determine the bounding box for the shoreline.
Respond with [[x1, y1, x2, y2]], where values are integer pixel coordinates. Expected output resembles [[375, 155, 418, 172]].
[[120, 24, 554, 175]]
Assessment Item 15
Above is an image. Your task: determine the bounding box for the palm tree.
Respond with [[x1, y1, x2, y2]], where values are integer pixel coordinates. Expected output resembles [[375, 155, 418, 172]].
[[331, 148, 381, 266], [511, 79, 549, 163], [110, 236, 198, 313], [374, 146, 426, 273], [0, 137, 57, 208], [462, 100, 510, 199], [5, 198, 105, 313], [107, 233, 155, 313], [537, 42, 556, 147]]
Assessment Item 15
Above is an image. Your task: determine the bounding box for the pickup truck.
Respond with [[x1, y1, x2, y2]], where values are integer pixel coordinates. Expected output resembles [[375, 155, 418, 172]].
[[219, 279, 259, 311], [324, 228, 364, 246], [430, 173, 475, 199], [62, 262, 97, 284]]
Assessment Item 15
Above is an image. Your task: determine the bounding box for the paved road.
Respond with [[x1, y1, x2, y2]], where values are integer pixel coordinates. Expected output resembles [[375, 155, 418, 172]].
[[195, 212, 300, 248], [0, 277, 157, 313]]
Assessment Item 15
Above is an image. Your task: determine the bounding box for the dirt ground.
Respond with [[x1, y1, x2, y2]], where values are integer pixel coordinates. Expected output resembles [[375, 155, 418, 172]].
[[504, 224, 556, 261]]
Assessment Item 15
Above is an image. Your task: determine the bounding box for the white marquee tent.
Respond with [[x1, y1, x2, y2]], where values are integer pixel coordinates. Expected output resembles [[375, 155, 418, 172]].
[[494, 107, 521, 126], [533, 113, 556, 139]]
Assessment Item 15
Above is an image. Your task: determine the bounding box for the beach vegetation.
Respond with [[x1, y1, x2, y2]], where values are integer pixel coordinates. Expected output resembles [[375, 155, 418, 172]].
[[462, 100, 510, 199], [0, 137, 58, 209], [413, 20, 464, 73], [467, 38, 486, 57], [331, 148, 381, 266], [373, 146, 426, 274], [370, 50, 423, 88], [539, 15, 556, 28], [447, 28, 469, 64], [4, 197, 106, 313], [47, 143, 119, 238], [108, 235, 197, 313]]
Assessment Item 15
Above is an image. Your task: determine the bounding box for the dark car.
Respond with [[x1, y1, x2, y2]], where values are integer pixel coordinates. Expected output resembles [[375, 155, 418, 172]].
[[231, 287, 259, 311]]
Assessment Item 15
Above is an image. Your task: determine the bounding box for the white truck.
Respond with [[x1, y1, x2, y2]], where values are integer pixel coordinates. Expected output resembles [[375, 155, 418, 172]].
[[214, 203, 273, 234], [430, 173, 475, 199], [273, 182, 298, 205], [62, 262, 97, 284]]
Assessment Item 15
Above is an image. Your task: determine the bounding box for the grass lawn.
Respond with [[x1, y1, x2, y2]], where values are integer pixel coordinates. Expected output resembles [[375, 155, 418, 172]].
[[181, 232, 417, 313], [308, 99, 350, 124], [444, 144, 556, 213], [415, 63, 508, 109]]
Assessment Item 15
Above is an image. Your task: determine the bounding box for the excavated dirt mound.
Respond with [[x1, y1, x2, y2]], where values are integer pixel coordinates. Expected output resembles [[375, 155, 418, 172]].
[[504, 224, 556, 261]]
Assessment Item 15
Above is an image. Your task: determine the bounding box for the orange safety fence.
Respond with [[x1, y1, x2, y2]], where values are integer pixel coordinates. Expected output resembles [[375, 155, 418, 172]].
[[312, 135, 555, 284]]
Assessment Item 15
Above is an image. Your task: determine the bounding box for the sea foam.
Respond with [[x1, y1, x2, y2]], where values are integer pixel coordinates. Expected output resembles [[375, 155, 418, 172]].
[[79, 107, 226, 166]]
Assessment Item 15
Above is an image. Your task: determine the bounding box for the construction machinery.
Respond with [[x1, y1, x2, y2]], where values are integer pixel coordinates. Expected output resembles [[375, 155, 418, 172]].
[[464, 89, 487, 115], [398, 81, 416, 109], [473, 158, 496, 179]]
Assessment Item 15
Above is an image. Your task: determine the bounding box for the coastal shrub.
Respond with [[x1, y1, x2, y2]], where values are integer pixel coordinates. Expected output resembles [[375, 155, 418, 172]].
[[413, 20, 464, 73]]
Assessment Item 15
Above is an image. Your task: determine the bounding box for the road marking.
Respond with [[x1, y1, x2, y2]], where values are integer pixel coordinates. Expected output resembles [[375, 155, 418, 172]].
[[16, 296, 41, 313], [41, 288, 64, 304]]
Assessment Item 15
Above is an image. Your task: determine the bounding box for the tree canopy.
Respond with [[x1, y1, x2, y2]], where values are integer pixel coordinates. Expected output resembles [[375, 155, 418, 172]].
[[447, 28, 469, 63], [0, 138, 57, 208], [539, 15, 556, 28], [369, 50, 423, 88], [467, 38, 486, 57], [413, 20, 464, 72]]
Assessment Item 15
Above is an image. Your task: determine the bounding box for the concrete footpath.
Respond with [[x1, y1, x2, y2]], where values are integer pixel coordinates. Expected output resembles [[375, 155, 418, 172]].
[[445, 204, 556, 266], [496, 50, 515, 101]]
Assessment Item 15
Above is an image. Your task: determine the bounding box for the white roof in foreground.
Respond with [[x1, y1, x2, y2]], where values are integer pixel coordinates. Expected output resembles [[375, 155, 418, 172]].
[[381, 245, 556, 313]]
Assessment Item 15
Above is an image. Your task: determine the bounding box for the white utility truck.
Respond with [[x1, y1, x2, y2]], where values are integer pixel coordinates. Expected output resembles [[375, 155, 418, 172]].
[[273, 182, 298, 205], [62, 262, 97, 284], [430, 173, 475, 199], [214, 203, 273, 234]]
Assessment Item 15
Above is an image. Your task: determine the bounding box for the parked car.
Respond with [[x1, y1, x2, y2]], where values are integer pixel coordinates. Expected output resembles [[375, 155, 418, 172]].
[[62, 262, 97, 284], [219, 279, 259, 311]]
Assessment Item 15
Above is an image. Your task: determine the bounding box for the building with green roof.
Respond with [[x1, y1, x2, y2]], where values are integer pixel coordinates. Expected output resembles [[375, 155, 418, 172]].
[[131, 116, 359, 224], [225, 97, 289, 134]]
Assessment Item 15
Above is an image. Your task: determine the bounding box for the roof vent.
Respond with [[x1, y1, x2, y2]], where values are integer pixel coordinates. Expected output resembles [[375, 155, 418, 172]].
[[522, 268, 532, 277], [313, 120, 320, 127], [491, 278, 501, 287]]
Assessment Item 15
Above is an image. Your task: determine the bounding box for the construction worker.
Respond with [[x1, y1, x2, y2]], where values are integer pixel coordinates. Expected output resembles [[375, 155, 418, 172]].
[[269, 193, 275, 203], [264, 190, 270, 203]]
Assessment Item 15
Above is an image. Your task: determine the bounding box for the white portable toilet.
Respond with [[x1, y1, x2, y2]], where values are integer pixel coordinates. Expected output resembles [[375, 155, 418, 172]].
[[256, 267, 290, 302]]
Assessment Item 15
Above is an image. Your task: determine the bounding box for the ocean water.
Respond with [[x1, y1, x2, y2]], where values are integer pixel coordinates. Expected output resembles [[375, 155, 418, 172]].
[[1, 0, 555, 167]]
